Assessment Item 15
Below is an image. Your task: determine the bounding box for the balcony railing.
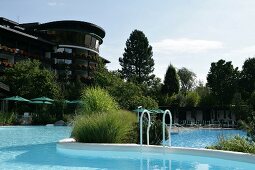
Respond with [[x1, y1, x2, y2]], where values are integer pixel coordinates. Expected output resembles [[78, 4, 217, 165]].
[[0, 44, 41, 59], [52, 52, 100, 63]]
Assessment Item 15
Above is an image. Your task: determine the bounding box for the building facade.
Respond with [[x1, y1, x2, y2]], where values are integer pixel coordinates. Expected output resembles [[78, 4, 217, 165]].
[[0, 17, 109, 84]]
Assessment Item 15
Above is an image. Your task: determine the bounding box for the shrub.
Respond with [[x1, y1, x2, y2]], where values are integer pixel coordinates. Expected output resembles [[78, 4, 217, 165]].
[[129, 95, 158, 110], [94, 68, 159, 110], [249, 91, 255, 107], [240, 111, 255, 141], [134, 119, 168, 145], [81, 87, 119, 115], [185, 91, 200, 107], [169, 93, 186, 107], [71, 110, 136, 143], [0, 112, 15, 125], [206, 135, 255, 154]]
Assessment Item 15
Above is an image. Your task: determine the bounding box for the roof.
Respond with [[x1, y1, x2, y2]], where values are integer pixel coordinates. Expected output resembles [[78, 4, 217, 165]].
[[0, 25, 55, 45], [32, 20, 105, 39], [0, 17, 18, 26]]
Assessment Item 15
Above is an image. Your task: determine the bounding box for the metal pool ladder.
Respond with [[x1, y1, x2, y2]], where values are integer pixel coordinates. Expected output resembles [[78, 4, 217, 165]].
[[163, 109, 172, 147], [139, 109, 151, 146]]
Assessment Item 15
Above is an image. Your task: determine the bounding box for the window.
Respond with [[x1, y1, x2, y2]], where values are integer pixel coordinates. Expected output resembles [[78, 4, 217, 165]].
[[57, 48, 64, 53], [55, 59, 72, 64], [64, 48, 72, 53], [91, 37, 96, 49], [85, 35, 91, 46], [95, 40, 99, 50]]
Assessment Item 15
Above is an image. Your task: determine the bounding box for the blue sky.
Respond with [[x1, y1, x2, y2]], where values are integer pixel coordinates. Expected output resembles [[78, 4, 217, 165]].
[[1, 0, 255, 83]]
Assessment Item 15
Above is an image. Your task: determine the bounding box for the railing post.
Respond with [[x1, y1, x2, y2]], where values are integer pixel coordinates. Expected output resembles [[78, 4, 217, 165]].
[[140, 109, 151, 146], [163, 109, 172, 147]]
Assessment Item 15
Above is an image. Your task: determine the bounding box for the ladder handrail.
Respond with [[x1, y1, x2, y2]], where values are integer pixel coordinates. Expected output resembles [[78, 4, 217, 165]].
[[140, 109, 151, 146], [163, 109, 172, 147]]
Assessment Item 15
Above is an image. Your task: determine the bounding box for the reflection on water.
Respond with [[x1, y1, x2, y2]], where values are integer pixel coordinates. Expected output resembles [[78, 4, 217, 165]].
[[0, 126, 252, 170]]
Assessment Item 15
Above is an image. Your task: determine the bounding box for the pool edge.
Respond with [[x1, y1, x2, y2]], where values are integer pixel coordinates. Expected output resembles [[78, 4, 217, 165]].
[[57, 138, 255, 164]]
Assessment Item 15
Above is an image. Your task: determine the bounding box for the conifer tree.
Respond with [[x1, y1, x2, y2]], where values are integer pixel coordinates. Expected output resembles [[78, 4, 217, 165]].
[[161, 64, 180, 96], [119, 30, 154, 84]]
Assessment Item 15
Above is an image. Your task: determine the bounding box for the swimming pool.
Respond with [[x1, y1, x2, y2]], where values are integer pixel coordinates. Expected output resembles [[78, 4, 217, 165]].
[[0, 126, 252, 169], [171, 128, 246, 148]]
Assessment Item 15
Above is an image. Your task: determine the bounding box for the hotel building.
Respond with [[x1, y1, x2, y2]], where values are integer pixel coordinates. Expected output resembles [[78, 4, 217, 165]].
[[0, 17, 109, 92]]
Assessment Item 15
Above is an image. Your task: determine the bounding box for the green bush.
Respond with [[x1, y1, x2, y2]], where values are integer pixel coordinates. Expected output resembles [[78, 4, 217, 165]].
[[186, 91, 200, 107], [81, 87, 119, 115], [94, 68, 159, 110], [240, 111, 255, 141], [71, 110, 137, 143], [129, 95, 158, 110], [206, 135, 255, 154], [169, 93, 186, 107], [0, 112, 15, 125], [134, 119, 168, 145]]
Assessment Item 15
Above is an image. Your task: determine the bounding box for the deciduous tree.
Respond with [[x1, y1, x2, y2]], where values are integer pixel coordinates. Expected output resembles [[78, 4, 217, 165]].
[[240, 58, 255, 99], [4, 59, 61, 99], [207, 59, 239, 105], [178, 67, 196, 94]]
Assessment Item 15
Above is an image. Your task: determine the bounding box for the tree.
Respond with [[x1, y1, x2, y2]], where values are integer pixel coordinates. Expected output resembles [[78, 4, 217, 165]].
[[207, 59, 239, 105], [144, 76, 162, 102], [240, 58, 255, 99], [94, 65, 158, 110], [119, 29, 154, 84], [161, 64, 180, 96], [178, 67, 196, 94], [185, 91, 200, 107], [4, 59, 61, 99]]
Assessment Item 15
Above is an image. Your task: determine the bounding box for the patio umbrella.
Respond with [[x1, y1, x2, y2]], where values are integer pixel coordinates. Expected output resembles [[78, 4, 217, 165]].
[[64, 100, 70, 104], [3, 96, 30, 102], [2, 96, 30, 114], [31, 96, 54, 102], [149, 109, 165, 114], [133, 108, 152, 122], [29, 101, 53, 105], [66, 100, 83, 115], [67, 100, 83, 104], [29, 100, 53, 114]]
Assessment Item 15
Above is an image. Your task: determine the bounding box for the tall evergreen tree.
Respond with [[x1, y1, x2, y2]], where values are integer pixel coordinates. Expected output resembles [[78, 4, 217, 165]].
[[161, 64, 180, 96], [119, 30, 154, 84]]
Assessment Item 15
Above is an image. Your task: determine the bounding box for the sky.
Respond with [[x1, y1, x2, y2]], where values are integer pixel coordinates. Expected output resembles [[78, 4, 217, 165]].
[[1, 0, 255, 83]]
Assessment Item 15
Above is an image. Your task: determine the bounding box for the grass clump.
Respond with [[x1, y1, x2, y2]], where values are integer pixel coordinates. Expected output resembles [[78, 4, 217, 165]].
[[81, 86, 119, 115], [0, 112, 15, 125], [71, 110, 137, 143], [206, 135, 255, 154], [72, 86, 137, 143]]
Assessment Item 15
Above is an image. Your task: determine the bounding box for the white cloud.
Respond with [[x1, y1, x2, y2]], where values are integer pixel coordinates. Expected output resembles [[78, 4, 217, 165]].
[[47, 2, 57, 6], [47, 2, 64, 6], [228, 45, 255, 57], [152, 38, 223, 54]]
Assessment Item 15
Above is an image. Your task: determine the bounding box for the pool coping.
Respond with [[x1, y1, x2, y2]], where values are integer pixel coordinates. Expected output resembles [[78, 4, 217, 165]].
[[57, 138, 255, 164]]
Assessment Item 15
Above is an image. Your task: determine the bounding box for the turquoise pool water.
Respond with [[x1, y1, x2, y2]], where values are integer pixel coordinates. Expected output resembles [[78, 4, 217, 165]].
[[0, 126, 252, 170], [171, 128, 246, 148]]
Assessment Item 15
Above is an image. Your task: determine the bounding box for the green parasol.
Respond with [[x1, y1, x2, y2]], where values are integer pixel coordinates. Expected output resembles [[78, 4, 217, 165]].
[[3, 96, 30, 102], [67, 100, 83, 104], [31, 96, 54, 102], [2, 96, 30, 114], [29, 101, 53, 105]]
